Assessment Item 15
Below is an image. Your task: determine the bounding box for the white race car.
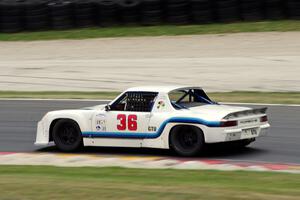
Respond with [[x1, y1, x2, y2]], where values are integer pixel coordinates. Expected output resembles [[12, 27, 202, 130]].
[[35, 86, 270, 156]]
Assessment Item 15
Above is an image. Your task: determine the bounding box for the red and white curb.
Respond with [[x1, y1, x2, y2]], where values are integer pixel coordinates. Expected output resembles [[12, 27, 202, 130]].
[[0, 152, 299, 173]]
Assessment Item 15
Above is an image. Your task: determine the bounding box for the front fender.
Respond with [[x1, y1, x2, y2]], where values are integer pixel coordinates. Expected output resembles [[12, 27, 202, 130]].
[[35, 110, 94, 145]]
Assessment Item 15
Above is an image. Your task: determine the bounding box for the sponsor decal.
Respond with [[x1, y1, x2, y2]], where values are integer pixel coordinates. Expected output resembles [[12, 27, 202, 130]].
[[96, 125, 106, 132], [157, 100, 165, 109], [96, 117, 106, 132], [148, 126, 157, 132], [96, 120, 106, 125]]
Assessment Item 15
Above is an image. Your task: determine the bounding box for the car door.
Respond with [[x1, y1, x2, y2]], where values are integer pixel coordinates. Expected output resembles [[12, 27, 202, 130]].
[[105, 92, 158, 138]]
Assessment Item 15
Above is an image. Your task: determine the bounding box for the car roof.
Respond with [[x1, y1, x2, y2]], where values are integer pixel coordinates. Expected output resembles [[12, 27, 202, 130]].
[[125, 86, 203, 93]]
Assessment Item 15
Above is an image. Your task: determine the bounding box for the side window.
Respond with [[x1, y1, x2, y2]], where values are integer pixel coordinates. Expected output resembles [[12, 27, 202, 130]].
[[168, 89, 215, 110], [169, 90, 190, 103], [110, 94, 127, 111], [110, 92, 157, 112]]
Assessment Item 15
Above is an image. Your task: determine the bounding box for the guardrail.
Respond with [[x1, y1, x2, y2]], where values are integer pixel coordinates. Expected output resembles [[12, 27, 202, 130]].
[[0, 0, 299, 33]]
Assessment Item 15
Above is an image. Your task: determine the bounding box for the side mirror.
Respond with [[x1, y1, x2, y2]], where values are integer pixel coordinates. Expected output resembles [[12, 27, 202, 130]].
[[105, 105, 111, 111]]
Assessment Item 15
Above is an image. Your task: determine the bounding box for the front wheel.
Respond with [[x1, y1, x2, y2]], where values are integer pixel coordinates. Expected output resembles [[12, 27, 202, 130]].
[[170, 125, 204, 156], [52, 119, 83, 152]]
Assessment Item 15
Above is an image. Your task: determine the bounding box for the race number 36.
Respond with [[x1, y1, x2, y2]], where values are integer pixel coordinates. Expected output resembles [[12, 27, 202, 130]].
[[117, 114, 137, 131]]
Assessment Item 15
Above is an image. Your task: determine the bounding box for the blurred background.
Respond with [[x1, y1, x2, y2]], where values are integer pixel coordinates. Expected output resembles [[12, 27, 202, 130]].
[[0, 0, 299, 32], [0, 0, 300, 92]]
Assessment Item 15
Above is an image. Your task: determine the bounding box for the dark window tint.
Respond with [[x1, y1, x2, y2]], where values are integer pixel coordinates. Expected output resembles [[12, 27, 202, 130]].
[[111, 92, 157, 112]]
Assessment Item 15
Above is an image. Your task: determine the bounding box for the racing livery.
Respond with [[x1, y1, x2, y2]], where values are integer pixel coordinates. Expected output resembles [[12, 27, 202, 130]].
[[35, 86, 270, 156]]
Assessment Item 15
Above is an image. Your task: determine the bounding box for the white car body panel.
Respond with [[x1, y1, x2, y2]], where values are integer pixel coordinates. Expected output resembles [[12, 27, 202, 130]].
[[35, 86, 270, 149]]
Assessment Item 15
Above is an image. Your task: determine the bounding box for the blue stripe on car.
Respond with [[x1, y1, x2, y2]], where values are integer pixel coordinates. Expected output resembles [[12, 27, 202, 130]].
[[82, 117, 220, 139]]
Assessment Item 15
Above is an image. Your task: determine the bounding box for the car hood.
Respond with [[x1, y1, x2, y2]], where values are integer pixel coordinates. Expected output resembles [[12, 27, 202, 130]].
[[44, 104, 105, 118], [81, 104, 106, 110], [187, 104, 251, 120]]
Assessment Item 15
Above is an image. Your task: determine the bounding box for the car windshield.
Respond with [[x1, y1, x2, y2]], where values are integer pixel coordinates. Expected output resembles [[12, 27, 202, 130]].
[[169, 89, 216, 109]]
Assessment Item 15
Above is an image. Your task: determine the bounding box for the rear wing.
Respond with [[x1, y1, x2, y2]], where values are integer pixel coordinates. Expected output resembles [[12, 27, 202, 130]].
[[223, 107, 268, 120]]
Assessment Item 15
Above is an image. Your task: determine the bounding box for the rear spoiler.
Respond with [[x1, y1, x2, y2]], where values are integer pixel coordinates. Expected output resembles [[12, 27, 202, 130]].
[[223, 107, 268, 120]]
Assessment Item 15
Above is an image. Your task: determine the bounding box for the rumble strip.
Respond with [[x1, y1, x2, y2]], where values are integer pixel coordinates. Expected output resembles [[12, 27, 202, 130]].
[[0, 152, 299, 173]]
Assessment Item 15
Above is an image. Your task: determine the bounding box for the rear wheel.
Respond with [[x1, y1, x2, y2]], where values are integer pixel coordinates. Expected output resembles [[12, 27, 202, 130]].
[[52, 119, 83, 152], [170, 125, 204, 156]]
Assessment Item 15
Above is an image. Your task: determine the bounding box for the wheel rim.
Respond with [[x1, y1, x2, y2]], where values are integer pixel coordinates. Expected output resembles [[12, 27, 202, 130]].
[[57, 124, 79, 146], [177, 128, 199, 150]]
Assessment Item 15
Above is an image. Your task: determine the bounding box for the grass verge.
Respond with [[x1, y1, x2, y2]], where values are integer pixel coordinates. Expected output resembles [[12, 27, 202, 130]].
[[0, 91, 300, 104], [0, 91, 119, 100], [0, 166, 299, 200], [0, 20, 299, 41]]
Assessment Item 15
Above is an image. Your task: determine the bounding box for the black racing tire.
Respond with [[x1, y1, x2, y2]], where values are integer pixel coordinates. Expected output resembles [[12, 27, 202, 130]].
[[240, 0, 263, 9], [216, 6, 240, 22], [141, 0, 161, 11], [240, 1, 264, 20], [74, 6, 94, 14], [191, 9, 213, 22], [191, 0, 211, 8], [242, 12, 264, 21], [95, 0, 117, 9], [25, 14, 49, 22], [73, 0, 94, 9], [166, 0, 188, 4], [0, 15, 22, 23], [166, 3, 188, 13], [24, 0, 47, 8], [140, 9, 161, 25], [216, 0, 237, 7], [94, 0, 118, 25], [52, 119, 83, 152], [75, 19, 95, 27], [141, 10, 161, 25], [47, 0, 73, 17], [141, 18, 161, 25], [51, 16, 73, 25], [25, 21, 49, 30], [167, 14, 190, 24], [52, 23, 74, 30], [264, 0, 285, 19], [170, 125, 204, 156], [117, 0, 141, 8], [0, 22, 23, 33], [287, 0, 300, 19], [117, 0, 141, 24], [25, 7, 49, 16], [0, 0, 24, 16]]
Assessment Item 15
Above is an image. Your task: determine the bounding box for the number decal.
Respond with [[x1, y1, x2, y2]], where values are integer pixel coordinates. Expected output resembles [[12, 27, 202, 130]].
[[128, 115, 137, 131], [117, 114, 126, 130], [117, 114, 137, 131]]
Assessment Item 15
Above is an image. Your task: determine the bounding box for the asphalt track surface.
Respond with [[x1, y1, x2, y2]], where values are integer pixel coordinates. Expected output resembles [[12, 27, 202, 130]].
[[0, 100, 299, 164]]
